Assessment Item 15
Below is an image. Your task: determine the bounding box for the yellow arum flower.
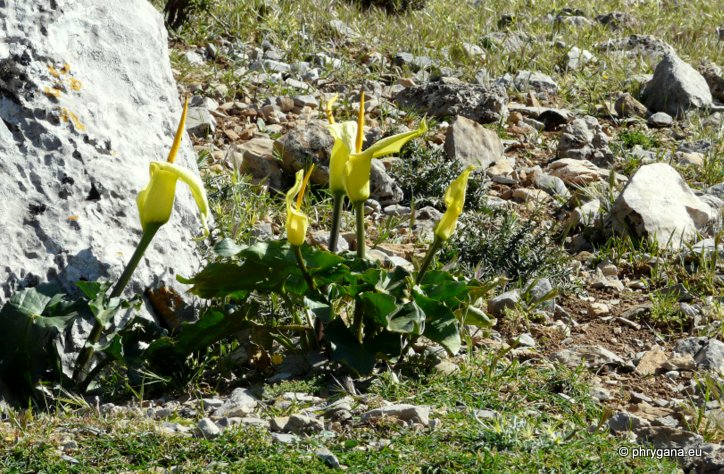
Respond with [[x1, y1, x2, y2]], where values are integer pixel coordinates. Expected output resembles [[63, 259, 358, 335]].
[[323, 94, 339, 125], [327, 120, 359, 194], [326, 92, 427, 202], [434, 165, 476, 241], [345, 118, 427, 203], [286, 165, 315, 247], [136, 98, 209, 233]]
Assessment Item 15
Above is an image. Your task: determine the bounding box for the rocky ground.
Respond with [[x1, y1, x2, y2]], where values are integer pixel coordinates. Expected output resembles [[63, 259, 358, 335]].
[[2, 0, 723, 472]]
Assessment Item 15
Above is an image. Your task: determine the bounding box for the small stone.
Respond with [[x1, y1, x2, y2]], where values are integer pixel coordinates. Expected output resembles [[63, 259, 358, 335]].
[[445, 115, 504, 169], [551, 345, 630, 370], [694, 339, 724, 374], [512, 188, 550, 203], [271, 433, 299, 444], [183, 50, 205, 65], [487, 290, 521, 316], [614, 93, 648, 118], [675, 151, 704, 167], [434, 360, 460, 375], [635, 347, 669, 376], [213, 388, 259, 418], [186, 107, 216, 137], [608, 411, 651, 433], [647, 112, 674, 128], [589, 385, 612, 402], [315, 447, 341, 469], [515, 333, 536, 347], [197, 418, 222, 438], [362, 404, 430, 426], [514, 70, 559, 95], [285, 414, 324, 434], [588, 302, 610, 317]]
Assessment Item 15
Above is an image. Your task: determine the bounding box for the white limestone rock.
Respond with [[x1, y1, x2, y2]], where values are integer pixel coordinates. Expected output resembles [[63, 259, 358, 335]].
[[0, 0, 205, 302], [610, 164, 715, 249]]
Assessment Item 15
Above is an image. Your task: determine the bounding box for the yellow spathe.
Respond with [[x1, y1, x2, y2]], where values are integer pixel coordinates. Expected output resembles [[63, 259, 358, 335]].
[[434, 165, 476, 241], [286, 166, 314, 246], [136, 98, 209, 233]]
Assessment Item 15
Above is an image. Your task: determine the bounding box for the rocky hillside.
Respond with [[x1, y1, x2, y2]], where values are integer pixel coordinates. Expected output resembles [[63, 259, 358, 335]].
[[1, 0, 722, 472]]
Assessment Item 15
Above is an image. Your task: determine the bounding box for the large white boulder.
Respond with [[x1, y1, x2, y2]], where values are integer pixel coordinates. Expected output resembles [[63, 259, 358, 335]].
[[610, 163, 715, 249], [0, 0, 204, 302]]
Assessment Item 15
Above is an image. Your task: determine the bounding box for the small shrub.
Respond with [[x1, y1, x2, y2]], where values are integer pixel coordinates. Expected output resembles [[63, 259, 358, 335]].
[[443, 210, 573, 289]]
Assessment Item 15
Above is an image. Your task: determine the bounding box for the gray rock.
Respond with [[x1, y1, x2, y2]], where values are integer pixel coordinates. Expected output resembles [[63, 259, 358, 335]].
[[186, 106, 216, 137], [595, 11, 638, 30], [610, 163, 715, 249], [564, 47, 595, 70], [596, 34, 675, 65], [197, 418, 222, 438], [394, 52, 435, 71], [557, 116, 614, 166], [183, 50, 205, 66], [567, 199, 601, 229], [285, 414, 324, 434], [694, 340, 724, 374], [362, 404, 430, 426], [315, 447, 341, 469], [525, 278, 555, 311], [271, 433, 300, 444], [234, 138, 282, 190], [614, 93, 648, 118], [249, 59, 291, 73], [515, 333, 536, 348], [0, 0, 205, 303], [636, 426, 724, 473], [444, 115, 504, 169], [674, 337, 709, 357], [551, 345, 630, 370], [533, 170, 571, 200], [213, 388, 259, 418], [481, 31, 532, 54], [698, 60, 724, 102], [328, 19, 359, 40], [641, 53, 713, 117], [514, 70, 559, 95], [370, 160, 403, 206], [487, 290, 521, 316], [274, 122, 333, 185], [608, 411, 651, 433], [395, 79, 508, 124], [647, 112, 674, 128]]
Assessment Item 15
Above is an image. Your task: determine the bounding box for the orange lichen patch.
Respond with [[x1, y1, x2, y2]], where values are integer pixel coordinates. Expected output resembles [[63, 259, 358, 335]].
[[48, 65, 61, 78], [43, 87, 62, 98], [59, 108, 87, 132], [60, 63, 71, 75], [67, 215, 79, 221], [69, 78, 82, 91]]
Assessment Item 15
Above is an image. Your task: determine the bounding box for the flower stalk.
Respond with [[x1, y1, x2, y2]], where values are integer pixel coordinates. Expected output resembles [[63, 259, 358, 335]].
[[415, 235, 442, 285], [328, 190, 345, 252], [354, 201, 366, 259]]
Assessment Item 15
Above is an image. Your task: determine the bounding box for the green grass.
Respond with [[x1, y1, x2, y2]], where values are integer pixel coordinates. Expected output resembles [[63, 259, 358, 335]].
[[1, 351, 678, 473]]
